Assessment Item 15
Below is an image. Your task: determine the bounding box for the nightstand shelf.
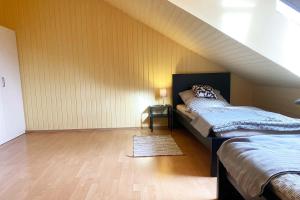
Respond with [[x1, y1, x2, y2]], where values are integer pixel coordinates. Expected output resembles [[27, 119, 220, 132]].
[[149, 105, 173, 132]]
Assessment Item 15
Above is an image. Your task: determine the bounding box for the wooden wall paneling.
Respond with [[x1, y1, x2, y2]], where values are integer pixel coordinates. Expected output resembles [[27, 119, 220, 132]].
[[0, 0, 253, 130]]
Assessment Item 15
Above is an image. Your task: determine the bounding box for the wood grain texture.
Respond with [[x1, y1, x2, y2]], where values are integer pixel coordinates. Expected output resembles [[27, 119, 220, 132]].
[[0, 0, 253, 130], [0, 128, 217, 200]]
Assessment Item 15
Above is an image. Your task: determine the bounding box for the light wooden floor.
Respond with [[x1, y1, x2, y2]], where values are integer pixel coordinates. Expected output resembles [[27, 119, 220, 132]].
[[0, 128, 216, 200]]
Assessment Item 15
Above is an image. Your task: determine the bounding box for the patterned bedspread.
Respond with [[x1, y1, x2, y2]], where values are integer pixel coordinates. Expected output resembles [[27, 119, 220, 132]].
[[271, 174, 300, 200]]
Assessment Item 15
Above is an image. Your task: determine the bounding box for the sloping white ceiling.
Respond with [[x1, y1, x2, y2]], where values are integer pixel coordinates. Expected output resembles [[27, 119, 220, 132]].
[[104, 0, 300, 87]]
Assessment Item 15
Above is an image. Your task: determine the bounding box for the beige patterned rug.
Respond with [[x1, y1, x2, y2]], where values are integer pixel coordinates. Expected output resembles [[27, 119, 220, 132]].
[[133, 135, 184, 157]]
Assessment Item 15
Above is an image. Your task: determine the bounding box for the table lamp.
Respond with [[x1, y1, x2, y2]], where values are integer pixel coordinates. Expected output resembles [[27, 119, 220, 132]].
[[160, 88, 167, 105]]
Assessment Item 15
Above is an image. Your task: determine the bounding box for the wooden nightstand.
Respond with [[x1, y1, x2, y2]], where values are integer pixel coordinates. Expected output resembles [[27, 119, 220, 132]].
[[149, 105, 173, 132]]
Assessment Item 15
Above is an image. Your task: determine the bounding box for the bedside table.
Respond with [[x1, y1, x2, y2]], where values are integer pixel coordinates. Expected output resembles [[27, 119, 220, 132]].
[[149, 105, 173, 132]]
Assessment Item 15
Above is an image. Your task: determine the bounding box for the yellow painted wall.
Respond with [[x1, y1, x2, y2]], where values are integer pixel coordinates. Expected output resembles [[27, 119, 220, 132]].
[[253, 86, 300, 118], [0, 0, 253, 130], [231, 74, 253, 106]]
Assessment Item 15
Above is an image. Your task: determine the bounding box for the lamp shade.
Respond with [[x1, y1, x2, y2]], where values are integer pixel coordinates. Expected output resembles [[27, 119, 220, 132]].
[[160, 88, 167, 98], [295, 99, 300, 105]]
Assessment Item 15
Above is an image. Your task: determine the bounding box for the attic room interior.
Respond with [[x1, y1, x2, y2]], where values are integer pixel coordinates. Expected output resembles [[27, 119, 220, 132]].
[[1, 0, 300, 199]]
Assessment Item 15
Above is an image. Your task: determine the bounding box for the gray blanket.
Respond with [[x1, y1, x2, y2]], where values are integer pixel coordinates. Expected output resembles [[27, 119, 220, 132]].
[[217, 135, 300, 199], [190, 106, 300, 137]]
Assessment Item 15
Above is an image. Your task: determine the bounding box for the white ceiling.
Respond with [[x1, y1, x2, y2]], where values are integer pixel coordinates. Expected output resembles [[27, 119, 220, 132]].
[[104, 0, 300, 87]]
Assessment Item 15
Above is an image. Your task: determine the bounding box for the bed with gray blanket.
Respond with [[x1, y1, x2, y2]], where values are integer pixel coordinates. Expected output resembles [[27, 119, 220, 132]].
[[217, 135, 300, 200], [172, 73, 300, 177], [190, 106, 300, 137], [184, 105, 300, 177]]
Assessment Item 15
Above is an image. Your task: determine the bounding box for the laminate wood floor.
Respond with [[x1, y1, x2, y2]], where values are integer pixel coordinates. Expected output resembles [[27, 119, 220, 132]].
[[0, 128, 216, 200]]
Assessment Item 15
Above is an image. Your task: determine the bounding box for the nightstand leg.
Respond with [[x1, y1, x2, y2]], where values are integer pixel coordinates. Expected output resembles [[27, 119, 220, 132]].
[[168, 107, 173, 132], [150, 116, 153, 132], [170, 114, 173, 132]]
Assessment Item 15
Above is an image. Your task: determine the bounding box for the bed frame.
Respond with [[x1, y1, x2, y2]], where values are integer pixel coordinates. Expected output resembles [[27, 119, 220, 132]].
[[172, 73, 231, 177], [218, 159, 281, 200]]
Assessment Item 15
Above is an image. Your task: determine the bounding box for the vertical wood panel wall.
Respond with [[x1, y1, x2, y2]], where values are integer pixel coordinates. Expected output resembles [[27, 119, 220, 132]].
[[0, 0, 253, 130]]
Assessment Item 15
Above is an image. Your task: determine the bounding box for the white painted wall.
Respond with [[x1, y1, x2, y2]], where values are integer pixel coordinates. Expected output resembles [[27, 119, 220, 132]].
[[0, 26, 25, 145], [169, 0, 300, 78]]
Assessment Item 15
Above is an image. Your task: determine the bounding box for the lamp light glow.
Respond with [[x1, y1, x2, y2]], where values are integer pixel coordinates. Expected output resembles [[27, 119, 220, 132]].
[[160, 88, 167, 105], [159, 88, 167, 98]]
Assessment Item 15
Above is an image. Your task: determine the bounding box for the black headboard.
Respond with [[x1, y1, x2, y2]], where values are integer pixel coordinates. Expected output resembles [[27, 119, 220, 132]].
[[172, 73, 231, 108]]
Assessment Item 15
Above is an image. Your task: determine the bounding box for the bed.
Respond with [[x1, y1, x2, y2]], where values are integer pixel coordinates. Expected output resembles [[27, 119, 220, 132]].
[[172, 73, 300, 177], [217, 135, 300, 200], [172, 73, 231, 176]]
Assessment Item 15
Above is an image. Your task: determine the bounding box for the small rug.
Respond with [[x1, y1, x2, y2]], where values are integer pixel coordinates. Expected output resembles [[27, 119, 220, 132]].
[[133, 135, 184, 157]]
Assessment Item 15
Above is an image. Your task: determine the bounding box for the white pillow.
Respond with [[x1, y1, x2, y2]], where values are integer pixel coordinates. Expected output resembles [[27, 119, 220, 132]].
[[187, 97, 230, 112], [179, 89, 230, 112], [178, 90, 194, 105], [179, 89, 229, 103]]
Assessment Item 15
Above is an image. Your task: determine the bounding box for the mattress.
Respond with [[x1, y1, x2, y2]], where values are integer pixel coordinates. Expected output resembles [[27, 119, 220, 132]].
[[176, 104, 300, 138]]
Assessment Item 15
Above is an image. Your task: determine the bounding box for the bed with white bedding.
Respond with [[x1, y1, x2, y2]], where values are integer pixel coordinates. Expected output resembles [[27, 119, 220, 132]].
[[172, 73, 237, 176], [217, 135, 300, 200], [176, 87, 300, 138], [175, 101, 300, 177], [172, 73, 300, 177]]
